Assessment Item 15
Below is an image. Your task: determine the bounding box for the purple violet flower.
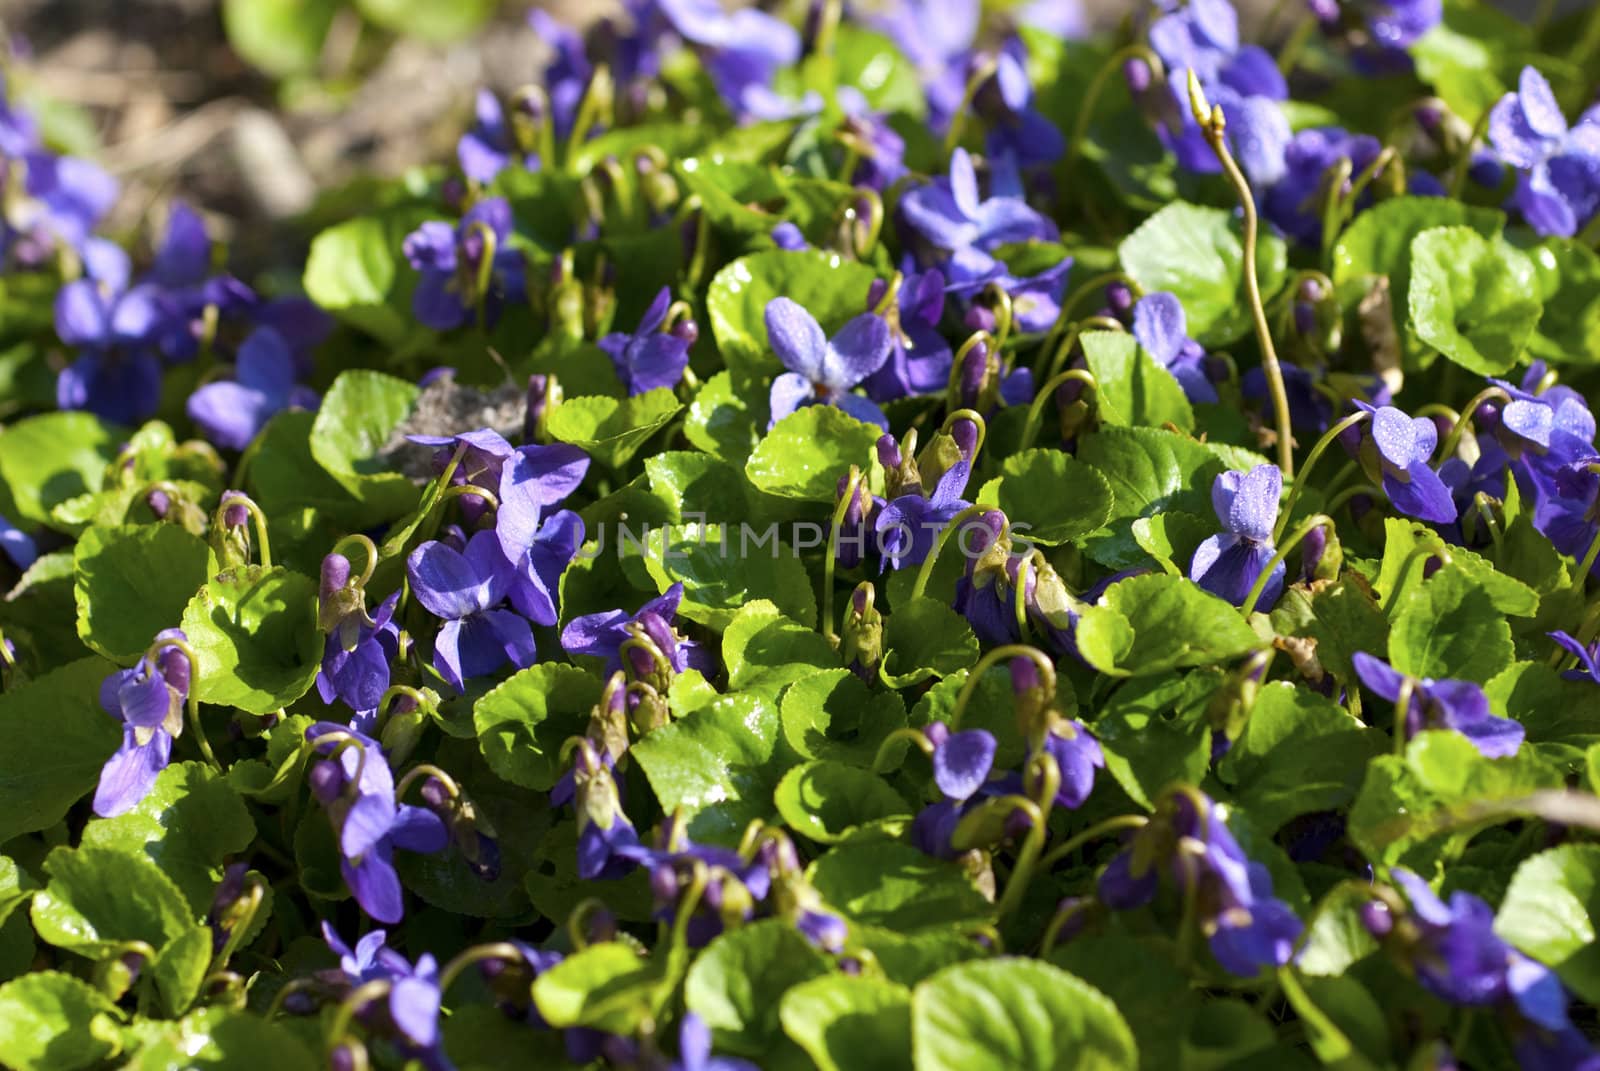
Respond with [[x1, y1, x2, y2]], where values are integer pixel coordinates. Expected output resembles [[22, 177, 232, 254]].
[[1190, 465, 1286, 610], [765, 297, 893, 430], [1488, 66, 1600, 239], [561, 582, 710, 678], [402, 198, 526, 331], [1351, 652, 1523, 757], [598, 286, 691, 395], [94, 629, 190, 817], [1340, 401, 1457, 524], [406, 530, 537, 692], [186, 327, 319, 451], [1133, 292, 1218, 404]]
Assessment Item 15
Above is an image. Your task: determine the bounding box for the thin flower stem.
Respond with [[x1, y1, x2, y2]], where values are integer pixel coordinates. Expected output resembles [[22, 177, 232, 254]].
[[264, 977, 320, 1020], [468, 220, 498, 333], [982, 281, 1015, 351], [1391, 676, 1416, 757], [910, 503, 991, 602], [1013, 554, 1033, 643], [145, 636, 221, 771], [1435, 386, 1512, 463], [993, 793, 1049, 920], [564, 64, 613, 172], [565, 899, 612, 953], [1275, 410, 1368, 542], [330, 533, 379, 589], [1064, 45, 1164, 172], [1573, 526, 1600, 596], [1038, 815, 1151, 871], [394, 763, 460, 804], [1174, 842, 1204, 969], [848, 189, 884, 258], [216, 875, 267, 965], [438, 943, 528, 998], [1240, 514, 1335, 616], [941, 57, 999, 160], [823, 466, 864, 644], [326, 979, 391, 1048], [1275, 15, 1317, 77], [870, 727, 935, 774], [439, 483, 500, 512], [217, 495, 273, 570], [1447, 107, 1494, 200], [1191, 74, 1294, 478], [1470, 492, 1505, 559], [948, 645, 1056, 731], [940, 408, 988, 460], [1322, 483, 1384, 519], [1019, 369, 1098, 451], [1039, 898, 1093, 956]]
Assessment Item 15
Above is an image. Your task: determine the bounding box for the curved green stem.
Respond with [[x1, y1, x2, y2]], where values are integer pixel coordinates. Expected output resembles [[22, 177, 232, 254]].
[[326, 980, 390, 1048], [1447, 107, 1494, 200], [940, 408, 988, 461], [994, 793, 1050, 920], [1323, 482, 1384, 519], [394, 763, 460, 804], [848, 188, 884, 259], [145, 635, 220, 770], [1192, 73, 1293, 477], [1241, 514, 1335, 616], [1391, 676, 1416, 757], [1019, 369, 1098, 452], [438, 942, 528, 998], [1435, 386, 1512, 463], [1042, 271, 1138, 359], [982, 280, 1015, 351], [216, 496, 273, 570], [564, 64, 613, 171], [823, 466, 864, 645], [1064, 45, 1164, 172], [565, 899, 611, 952], [1038, 815, 1150, 871], [1039, 898, 1094, 956], [910, 504, 993, 602], [1275, 410, 1368, 542], [949, 645, 1056, 731], [1013, 553, 1033, 643], [439, 482, 500, 513], [870, 727, 935, 774], [942, 56, 999, 159], [1573, 525, 1600, 596], [330, 534, 379, 590]]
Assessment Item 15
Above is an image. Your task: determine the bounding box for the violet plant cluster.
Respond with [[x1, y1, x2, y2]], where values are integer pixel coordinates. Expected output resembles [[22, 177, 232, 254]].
[[3, 1, 1600, 1069]]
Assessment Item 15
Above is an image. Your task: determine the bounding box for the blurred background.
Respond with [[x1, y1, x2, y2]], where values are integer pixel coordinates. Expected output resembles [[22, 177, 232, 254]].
[[0, 0, 1568, 275]]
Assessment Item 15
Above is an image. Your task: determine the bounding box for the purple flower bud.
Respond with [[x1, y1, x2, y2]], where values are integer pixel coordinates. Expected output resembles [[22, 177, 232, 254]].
[[1301, 524, 1327, 582], [964, 305, 997, 333], [1360, 900, 1393, 937], [875, 434, 902, 472], [958, 342, 989, 408], [328, 1042, 359, 1071], [1009, 657, 1040, 696], [866, 278, 888, 309], [651, 863, 680, 904], [851, 585, 871, 617], [671, 318, 699, 346], [320, 553, 351, 602], [1123, 58, 1152, 94], [147, 488, 171, 519], [950, 418, 979, 461], [1105, 282, 1134, 320], [308, 761, 344, 805], [220, 491, 249, 529]]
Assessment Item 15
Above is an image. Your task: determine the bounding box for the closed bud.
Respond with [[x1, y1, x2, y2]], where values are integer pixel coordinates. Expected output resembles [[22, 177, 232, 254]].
[[840, 582, 884, 679], [380, 709, 427, 767]]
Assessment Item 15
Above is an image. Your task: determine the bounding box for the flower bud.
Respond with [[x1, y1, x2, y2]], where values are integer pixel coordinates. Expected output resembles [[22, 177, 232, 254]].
[[840, 582, 884, 680]]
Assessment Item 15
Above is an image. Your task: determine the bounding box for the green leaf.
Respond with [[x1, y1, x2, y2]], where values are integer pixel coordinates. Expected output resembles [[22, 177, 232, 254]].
[[1048, 936, 1197, 1071], [1298, 883, 1382, 977], [1217, 683, 1383, 833], [723, 604, 839, 700], [1494, 844, 1600, 1004], [911, 958, 1137, 1071], [686, 370, 761, 463], [474, 664, 602, 792], [687, 919, 832, 1056], [1348, 732, 1563, 867], [151, 924, 213, 1017], [746, 406, 884, 502], [1387, 563, 1514, 683], [646, 451, 752, 521], [30, 847, 193, 958], [880, 597, 979, 686], [632, 694, 784, 845], [1331, 195, 1503, 328], [546, 390, 683, 470], [1130, 511, 1211, 576], [1526, 237, 1600, 364], [1093, 674, 1211, 811], [775, 760, 910, 844], [1373, 518, 1536, 618], [1077, 427, 1225, 569], [781, 668, 907, 767], [353, 0, 496, 39], [1298, 578, 1388, 687], [1117, 201, 1287, 347], [643, 523, 817, 631], [180, 565, 321, 714], [309, 370, 422, 523], [809, 837, 991, 932], [1075, 574, 1263, 678], [834, 26, 926, 116], [221, 0, 337, 77], [0, 656, 122, 842], [122, 1007, 318, 1070], [79, 762, 255, 914], [0, 972, 122, 1071], [74, 524, 212, 663], [0, 412, 122, 530], [303, 210, 430, 345], [532, 943, 660, 1034], [1083, 330, 1194, 432], [707, 250, 881, 379], [998, 449, 1115, 548], [781, 973, 914, 1071], [0, 859, 37, 931], [1410, 3, 1530, 124], [246, 410, 366, 525], [1486, 661, 1600, 767], [1408, 226, 1541, 375]]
